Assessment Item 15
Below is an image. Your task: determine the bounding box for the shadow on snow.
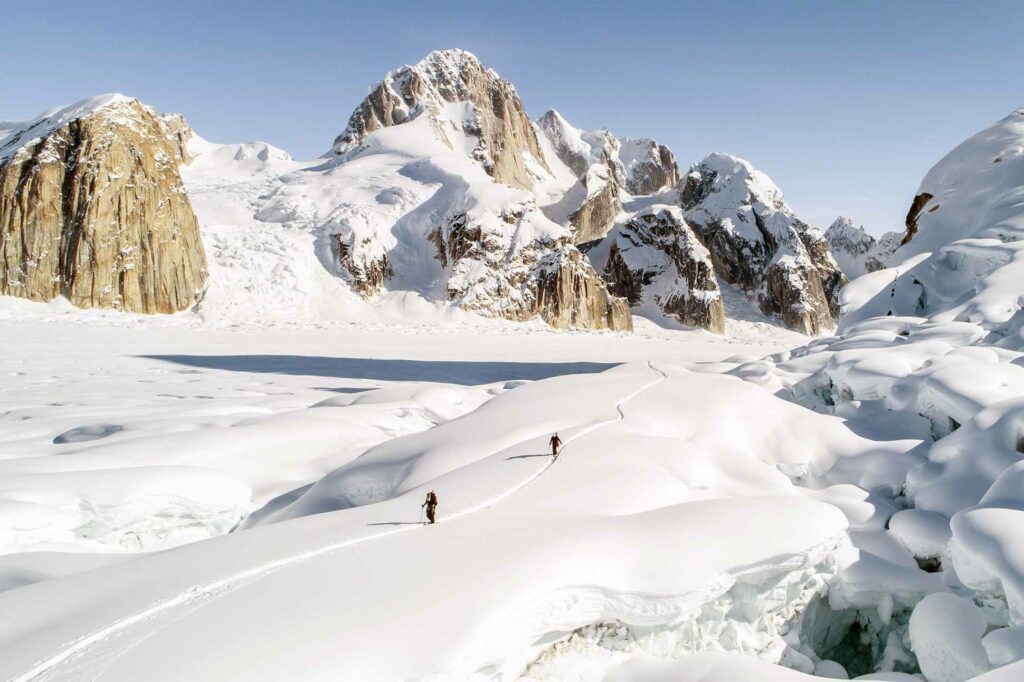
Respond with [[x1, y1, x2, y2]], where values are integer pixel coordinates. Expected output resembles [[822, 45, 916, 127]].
[[140, 355, 619, 385]]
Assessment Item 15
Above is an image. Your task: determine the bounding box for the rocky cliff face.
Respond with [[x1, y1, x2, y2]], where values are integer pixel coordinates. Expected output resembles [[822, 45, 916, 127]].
[[569, 165, 622, 243], [680, 153, 846, 334], [0, 95, 207, 313], [596, 206, 725, 332], [824, 217, 901, 278], [332, 49, 549, 191]]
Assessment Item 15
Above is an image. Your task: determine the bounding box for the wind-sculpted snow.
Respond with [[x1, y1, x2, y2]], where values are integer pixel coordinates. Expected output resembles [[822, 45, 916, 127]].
[[709, 109, 1024, 673], [0, 359, 920, 682]]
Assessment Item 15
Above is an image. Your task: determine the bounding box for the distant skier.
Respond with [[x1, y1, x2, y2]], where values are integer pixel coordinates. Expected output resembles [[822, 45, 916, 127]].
[[422, 490, 438, 524], [549, 432, 562, 458]]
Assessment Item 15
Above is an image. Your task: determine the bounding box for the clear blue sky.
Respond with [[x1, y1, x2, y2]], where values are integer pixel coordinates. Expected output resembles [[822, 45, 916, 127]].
[[2, 0, 1022, 234]]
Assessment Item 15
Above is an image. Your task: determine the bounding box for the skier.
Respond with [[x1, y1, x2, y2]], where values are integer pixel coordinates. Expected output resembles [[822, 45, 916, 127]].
[[549, 432, 562, 458], [422, 490, 438, 524]]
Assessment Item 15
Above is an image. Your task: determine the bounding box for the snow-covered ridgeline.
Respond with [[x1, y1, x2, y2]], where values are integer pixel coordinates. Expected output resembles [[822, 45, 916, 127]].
[[825, 217, 901, 278]]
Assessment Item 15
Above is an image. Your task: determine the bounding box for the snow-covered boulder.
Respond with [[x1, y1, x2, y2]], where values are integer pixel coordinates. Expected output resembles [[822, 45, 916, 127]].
[[0, 95, 208, 314], [825, 217, 901, 278], [681, 153, 846, 334], [591, 206, 725, 332], [332, 49, 549, 192]]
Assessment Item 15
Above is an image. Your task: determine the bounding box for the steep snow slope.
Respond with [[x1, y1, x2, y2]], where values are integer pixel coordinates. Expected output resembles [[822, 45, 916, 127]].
[[841, 108, 1024, 342]]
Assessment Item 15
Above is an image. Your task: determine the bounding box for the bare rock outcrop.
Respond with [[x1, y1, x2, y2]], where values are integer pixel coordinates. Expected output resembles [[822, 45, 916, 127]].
[[569, 165, 623, 244], [901, 192, 934, 246], [332, 49, 549, 191], [0, 95, 207, 313], [598, 206, 725, 332], [680, 153, 846, 335]]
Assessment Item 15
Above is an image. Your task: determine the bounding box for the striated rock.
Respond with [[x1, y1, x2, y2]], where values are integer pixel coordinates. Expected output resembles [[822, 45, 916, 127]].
[[332, 49, 549, 191], [0, 95, 207, 313], [432, 204, 631, 331], [569, 164, 622, 243], [158, 112, 194, 164], [680, 153, 846, 335], [618, 137, 681, 195], [536, 249, 632, 331], [824, 217, 901, 278], [597, 206, 724, 332]]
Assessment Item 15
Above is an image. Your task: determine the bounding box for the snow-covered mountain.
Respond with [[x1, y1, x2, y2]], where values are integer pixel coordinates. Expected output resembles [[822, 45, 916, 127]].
[[677, 154, 846, 335], [824, 217, 901, 278], [535, 110, 843, 335], [0, 49, 850, 336], [249, 49, 633, 331], [583, 151, 846, 335]]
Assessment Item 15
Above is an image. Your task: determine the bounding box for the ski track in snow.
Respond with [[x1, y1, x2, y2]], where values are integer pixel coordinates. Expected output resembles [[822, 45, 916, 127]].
[[12, 363, 669, 682]]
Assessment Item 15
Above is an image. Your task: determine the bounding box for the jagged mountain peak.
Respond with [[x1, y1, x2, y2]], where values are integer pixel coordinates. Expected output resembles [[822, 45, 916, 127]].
[[677, 152, 845, 334], [824, 217, 900, 278], [683, 152, 788, 213], [330, 49, 548, 190]]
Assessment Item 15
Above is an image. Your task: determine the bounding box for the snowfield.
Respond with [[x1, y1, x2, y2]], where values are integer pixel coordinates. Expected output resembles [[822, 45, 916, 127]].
[[2, 297, 1020, 682]]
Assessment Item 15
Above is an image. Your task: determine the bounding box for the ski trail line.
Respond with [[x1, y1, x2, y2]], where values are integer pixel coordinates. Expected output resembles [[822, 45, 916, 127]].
[[12, 362, 668, 682]]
